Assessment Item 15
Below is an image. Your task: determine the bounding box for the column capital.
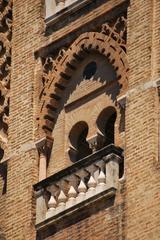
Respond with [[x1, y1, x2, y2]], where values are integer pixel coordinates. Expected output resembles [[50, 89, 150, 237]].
[[103, 153, 122, 163], [35, 136, 54, 161]]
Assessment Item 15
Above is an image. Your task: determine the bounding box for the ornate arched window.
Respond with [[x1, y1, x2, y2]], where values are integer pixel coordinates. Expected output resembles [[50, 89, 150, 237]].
[[35, 17, 128, 226], [37, 28, 128, 175]]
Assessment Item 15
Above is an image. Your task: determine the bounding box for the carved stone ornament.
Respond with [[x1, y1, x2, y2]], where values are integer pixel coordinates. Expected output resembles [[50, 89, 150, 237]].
[[0, 0, 12, 162]]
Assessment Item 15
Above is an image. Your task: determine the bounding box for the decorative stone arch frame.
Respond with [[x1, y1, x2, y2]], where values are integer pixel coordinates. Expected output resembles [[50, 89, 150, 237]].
[[0, 0, 12, 163], [36, 30, 128, 180], [39, 31, 128, 138]]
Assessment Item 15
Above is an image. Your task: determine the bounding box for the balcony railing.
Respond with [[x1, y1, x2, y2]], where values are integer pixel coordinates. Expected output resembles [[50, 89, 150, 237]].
[[34, 144, 123, 232]]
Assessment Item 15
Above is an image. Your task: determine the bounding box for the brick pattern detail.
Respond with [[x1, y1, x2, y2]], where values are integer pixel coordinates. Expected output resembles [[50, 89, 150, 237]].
[[0, 0, 159, 239], [0, 0, 12, 162], [0, 1, 12, 236], [126, 1, 160, 239], [4, 0, 42, 239]]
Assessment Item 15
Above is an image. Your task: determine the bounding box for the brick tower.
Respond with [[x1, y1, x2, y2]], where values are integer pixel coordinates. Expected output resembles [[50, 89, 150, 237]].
[[0, 0, 160, 239]]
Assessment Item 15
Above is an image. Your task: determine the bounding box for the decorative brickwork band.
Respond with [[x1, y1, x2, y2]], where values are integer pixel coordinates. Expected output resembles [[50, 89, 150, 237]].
[[0, 0, 12, 162]]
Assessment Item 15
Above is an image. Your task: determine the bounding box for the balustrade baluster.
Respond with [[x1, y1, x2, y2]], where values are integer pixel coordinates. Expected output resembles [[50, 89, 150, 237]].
[[96, 170, 106, 193], [66, 186, 77, 208], [86, 176, 97, 197], [76, 180, 87, 203], [57, 190, 67, 212], [46, 195, 57, 219]]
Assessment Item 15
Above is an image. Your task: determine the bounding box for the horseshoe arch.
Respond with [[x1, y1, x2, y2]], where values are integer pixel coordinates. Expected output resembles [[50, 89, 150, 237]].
[[38, 31, 128, 143]]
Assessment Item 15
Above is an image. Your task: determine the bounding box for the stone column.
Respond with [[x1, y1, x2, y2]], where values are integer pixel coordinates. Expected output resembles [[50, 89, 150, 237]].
[[36, 137, 53, 182], [39, 152, 47, 181], [35, 138, 53, 224]]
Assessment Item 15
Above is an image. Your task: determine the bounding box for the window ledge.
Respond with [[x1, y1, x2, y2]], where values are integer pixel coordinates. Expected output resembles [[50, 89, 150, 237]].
[[45, 0, 92, 27]]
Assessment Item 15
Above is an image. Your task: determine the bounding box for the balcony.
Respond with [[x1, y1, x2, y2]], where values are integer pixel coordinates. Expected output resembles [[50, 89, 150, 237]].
[[34, 144, 123, 236]]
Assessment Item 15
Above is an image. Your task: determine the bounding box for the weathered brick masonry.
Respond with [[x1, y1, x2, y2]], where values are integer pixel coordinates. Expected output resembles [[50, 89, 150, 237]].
[[0, 0, 159, 240], [126, 1, 160, 239], [4, 0, 43, 239]]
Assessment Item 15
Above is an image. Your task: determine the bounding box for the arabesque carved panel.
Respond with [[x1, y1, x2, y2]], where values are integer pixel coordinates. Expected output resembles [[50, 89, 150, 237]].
[[0, 0, 12, 162]]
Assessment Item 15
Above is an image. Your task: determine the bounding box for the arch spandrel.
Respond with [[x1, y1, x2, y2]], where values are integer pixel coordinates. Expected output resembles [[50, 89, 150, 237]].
[[38, 26, 128, 141]]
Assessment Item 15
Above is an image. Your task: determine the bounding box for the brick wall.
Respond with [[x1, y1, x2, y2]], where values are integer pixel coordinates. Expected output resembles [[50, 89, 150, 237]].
[[0, 194, 6, 239], [5, 0, 128, 239], [1, 0, 160, 239], [5, 0, 43, 239], [126, 0, 160, 239]]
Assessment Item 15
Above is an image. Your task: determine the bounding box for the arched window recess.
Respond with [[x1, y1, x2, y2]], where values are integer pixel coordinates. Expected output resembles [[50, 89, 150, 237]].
[[68, 121, 92, 163], [96, 106, 117, 150], [95, 106, 125, 179]]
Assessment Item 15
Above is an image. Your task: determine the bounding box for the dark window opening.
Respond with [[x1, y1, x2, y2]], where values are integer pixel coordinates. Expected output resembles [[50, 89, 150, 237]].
[[68, 121, 92, 162], [104, 112, 116, 145], [96, 107, 117, 149], [76, 128, 92, 160], [0, 148, 4, 161], [83, 61, 97, 79], [0, 161, 7, 195], [119, 159, 124, 179]]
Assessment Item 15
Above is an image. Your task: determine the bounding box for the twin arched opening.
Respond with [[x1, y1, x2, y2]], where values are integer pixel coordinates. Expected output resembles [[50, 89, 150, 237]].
[[68, 107, 117, 163]]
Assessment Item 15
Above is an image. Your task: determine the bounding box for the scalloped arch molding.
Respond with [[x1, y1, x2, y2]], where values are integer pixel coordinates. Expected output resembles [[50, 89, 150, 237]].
[[39, 31, 128, 139]]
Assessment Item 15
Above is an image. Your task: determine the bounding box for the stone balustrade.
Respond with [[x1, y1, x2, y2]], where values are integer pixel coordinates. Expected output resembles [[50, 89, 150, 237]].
[[34, 144, 123, 230]]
